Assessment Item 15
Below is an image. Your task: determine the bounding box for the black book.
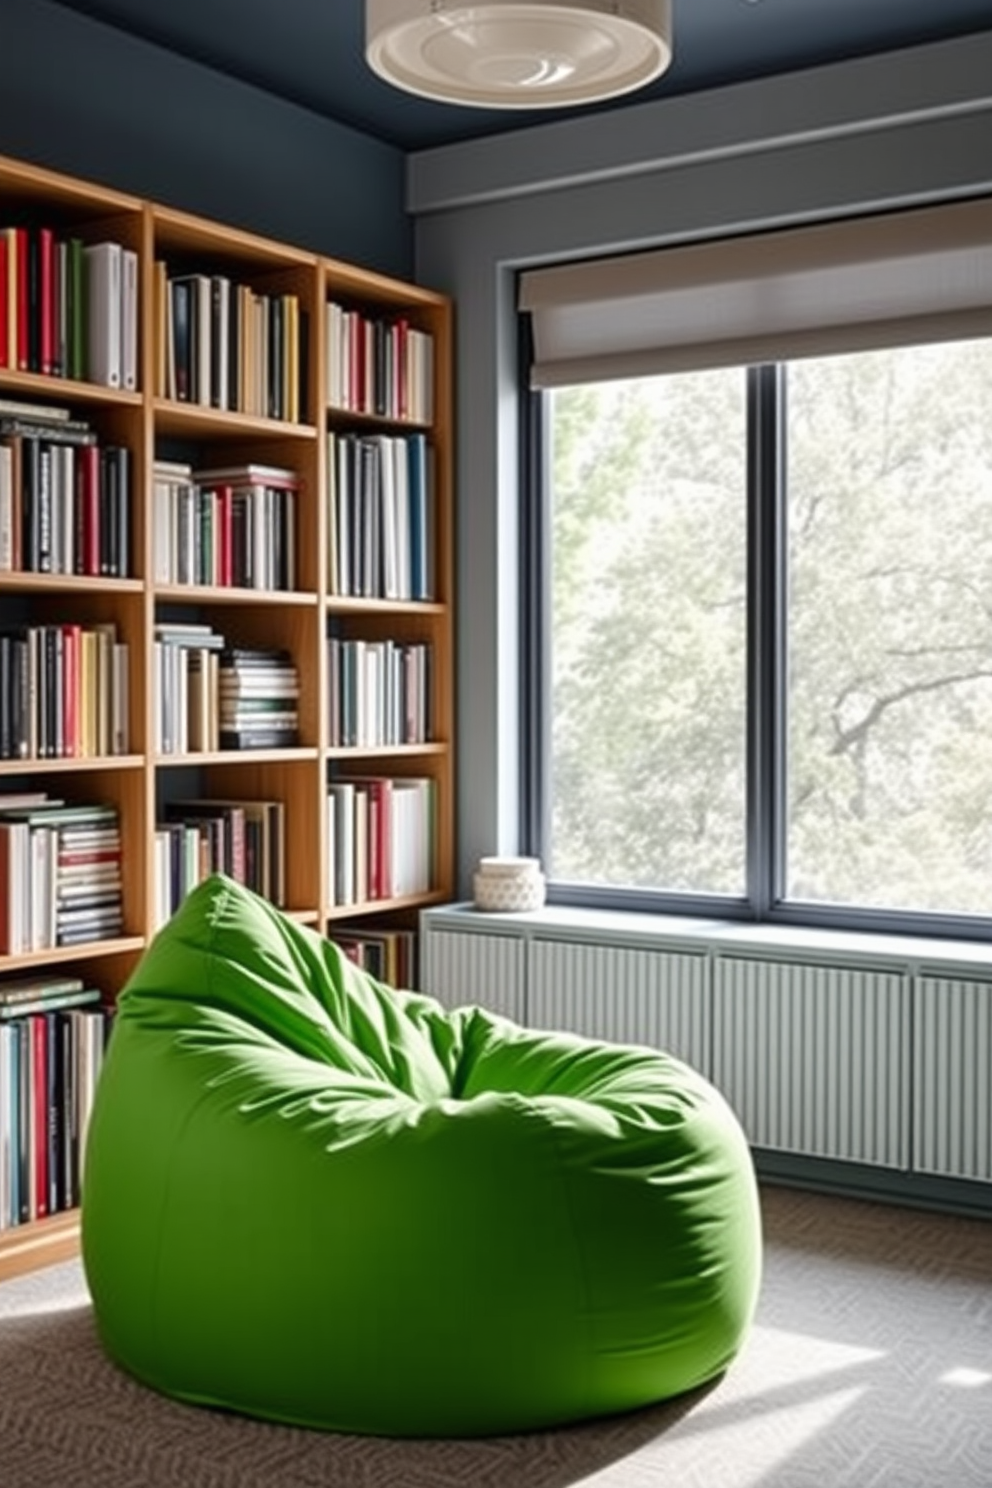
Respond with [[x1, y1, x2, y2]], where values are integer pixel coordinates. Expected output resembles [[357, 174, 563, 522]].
[[0, 634, 10, 761], [269, 294, 283, 421], [100, 446, 117, 577], [0, 418, 96, 445], [210, 276, 224, 410], [27, 229, 41, 375], [46, 1010, 64, 1215], [172, 279, 192, 402], [115, 447, 130, 578], [220, 727, 299, 751]]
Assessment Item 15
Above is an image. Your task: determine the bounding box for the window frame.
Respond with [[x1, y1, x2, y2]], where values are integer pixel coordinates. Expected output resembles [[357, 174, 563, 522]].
[[520, 336, 992, 944]]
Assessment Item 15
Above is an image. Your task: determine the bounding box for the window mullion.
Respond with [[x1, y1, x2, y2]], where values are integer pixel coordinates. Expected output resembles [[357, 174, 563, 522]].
[[747, 364, 787, 916]]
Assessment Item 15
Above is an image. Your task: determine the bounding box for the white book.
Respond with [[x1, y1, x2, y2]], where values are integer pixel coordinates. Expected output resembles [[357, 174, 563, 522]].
[[122, 248, 139, 391], [84, 242, 122, 388], [328, 782, 355, 906], [394, 436, 411, 600], [0, 444, 12, 571]]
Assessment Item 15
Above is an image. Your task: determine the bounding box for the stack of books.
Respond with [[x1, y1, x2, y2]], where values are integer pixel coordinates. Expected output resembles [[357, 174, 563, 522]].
[[219, 648, 300, 750], [0, 973, 109, 1229], [0, 793, 124, 953]]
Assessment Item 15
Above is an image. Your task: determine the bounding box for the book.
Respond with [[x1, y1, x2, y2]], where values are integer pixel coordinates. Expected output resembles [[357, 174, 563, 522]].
[[84, 242, 123, 388]]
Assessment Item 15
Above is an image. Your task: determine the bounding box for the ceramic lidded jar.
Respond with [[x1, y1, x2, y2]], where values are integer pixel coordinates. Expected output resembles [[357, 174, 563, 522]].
[[473, 855, 546, 912]]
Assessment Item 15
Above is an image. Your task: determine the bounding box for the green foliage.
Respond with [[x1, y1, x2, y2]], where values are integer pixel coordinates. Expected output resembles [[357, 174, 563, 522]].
[[549, 339, 992, 915]]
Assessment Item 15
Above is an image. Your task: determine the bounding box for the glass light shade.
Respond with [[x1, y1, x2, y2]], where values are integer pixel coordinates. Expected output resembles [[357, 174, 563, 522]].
[[366, 0, 672, 109]]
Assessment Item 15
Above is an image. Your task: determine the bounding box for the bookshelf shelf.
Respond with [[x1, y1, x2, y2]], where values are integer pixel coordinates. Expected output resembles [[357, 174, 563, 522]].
[[325, 889, 452, 922], [152, 399, 318, 440], [0, 755, 144, 775], [154, 748, 321, 767], [326, 406, 432, 434], [153, 584, 318, 606], [325, 742, 448, 761], [0, 150, 454, 1278], [0, 937, 146, 973], [0, 573, 144, 595], [326, 596, 447, 617], [0, 369, 143, 407], [0, 1210, 81, 1283]]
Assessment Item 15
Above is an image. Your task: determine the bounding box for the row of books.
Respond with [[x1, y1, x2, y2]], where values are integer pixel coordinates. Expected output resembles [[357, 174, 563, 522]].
[[327, 776, 434, 907], [0, 625, 129, 761], [0, 975, 110, 1230], [0, 228, 138, 389], [152, 459, 298, 591], [328, 638, 432, 749], [153, 627, 300, 754], [327, 430, 433, 601], [156, 265, 307, 423], [332, 928, 417, 991], [153, 798, 287, 931], [0, 398, 131, 576], [0, 796, 124, 955], [326, 302, 433, 424]]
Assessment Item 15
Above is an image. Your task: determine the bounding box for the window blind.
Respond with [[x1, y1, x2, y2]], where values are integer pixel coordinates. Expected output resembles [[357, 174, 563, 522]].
[[519, 197, 992, 387]]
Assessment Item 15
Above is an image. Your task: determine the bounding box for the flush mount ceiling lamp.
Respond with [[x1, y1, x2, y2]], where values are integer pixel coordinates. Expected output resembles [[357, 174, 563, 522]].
[[366, 0, 673, 110]]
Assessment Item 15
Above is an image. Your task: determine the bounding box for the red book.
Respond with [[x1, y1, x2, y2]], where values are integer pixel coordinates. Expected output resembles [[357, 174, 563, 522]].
[[15, 227, 29, 372], [32, 1014, 49, 1220], [0, 234, 8, 370], [78, 444, 100, 575], [219, 485, 233, 586], [39, 227, 54, 376]]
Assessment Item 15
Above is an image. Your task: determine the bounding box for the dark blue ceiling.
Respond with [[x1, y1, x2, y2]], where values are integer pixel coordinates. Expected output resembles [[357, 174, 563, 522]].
[[54, 0, 992, 152]]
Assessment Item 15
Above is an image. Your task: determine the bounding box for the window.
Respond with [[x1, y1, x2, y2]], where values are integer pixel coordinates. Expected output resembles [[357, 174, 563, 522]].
[[531, 334, 992, 932]]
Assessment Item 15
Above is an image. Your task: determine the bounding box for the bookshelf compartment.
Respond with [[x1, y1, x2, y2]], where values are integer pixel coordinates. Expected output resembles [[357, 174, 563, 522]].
[[153, 598, 318, 756], [152, 435, 317, 597], [0, 589, 142, 763], [152, 211, 318, 428]]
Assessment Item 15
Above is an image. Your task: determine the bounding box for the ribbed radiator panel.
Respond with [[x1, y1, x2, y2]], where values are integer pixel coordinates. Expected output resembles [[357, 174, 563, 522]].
[[713, 957, 909, 1168], [419, 929, 526, 1022], [914, 978, 992, 1181], [528, 939, 710, 1072]]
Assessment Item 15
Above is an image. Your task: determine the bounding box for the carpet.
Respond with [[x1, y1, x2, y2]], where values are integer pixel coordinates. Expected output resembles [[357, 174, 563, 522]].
[[1, 1186, 990, 1487]]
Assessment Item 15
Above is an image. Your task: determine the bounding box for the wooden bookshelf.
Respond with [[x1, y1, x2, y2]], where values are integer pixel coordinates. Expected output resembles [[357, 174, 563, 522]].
[[0, 153, 455, 1280]]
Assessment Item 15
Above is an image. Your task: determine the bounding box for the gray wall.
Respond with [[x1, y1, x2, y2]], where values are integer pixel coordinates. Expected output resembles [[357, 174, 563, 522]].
[[0, 0, 411, 278], [409, 30, 992, 895]]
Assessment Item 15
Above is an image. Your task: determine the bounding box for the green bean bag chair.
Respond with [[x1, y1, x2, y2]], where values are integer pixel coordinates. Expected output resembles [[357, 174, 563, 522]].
[[82, 874, 761, 1437]]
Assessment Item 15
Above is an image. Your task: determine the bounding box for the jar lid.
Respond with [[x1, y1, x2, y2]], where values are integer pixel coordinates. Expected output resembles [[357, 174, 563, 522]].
[[477, 855, 542, 878]]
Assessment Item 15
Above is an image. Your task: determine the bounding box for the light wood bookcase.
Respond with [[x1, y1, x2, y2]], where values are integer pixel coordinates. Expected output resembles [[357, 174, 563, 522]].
[[0, 153, 454, 1280]]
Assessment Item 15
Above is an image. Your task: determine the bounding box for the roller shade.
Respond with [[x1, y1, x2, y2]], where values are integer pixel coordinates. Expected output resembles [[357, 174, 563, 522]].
[[519, 197, 992, 388]]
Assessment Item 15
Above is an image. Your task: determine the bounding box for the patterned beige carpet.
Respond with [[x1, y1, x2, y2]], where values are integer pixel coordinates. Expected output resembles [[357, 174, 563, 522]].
[[1, 1186, 990, 1487]]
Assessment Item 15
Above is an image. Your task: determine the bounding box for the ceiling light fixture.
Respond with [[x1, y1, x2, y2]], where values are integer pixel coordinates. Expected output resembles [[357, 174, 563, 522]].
[[366, 0, 673, 110]]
